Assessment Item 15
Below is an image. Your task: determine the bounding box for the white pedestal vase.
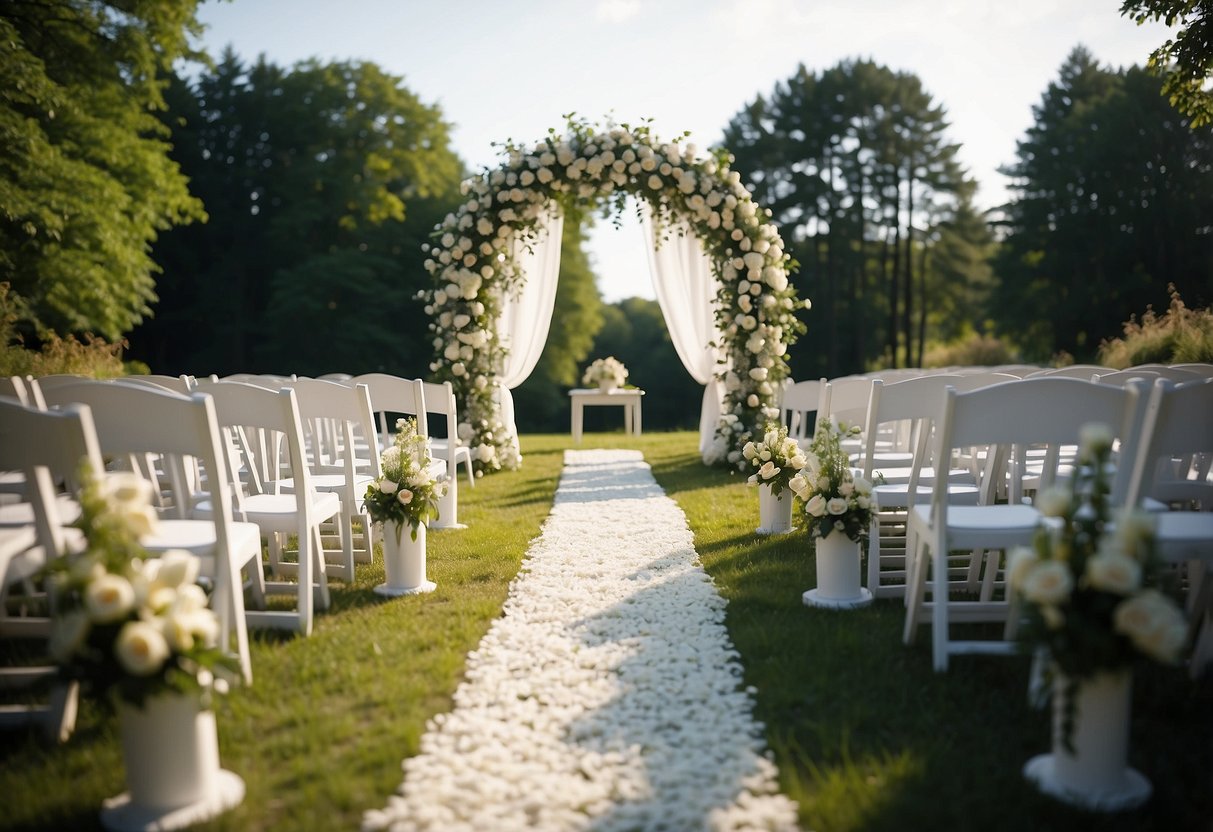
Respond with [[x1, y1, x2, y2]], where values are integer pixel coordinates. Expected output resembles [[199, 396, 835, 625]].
[[430, 477, 466, 530], [598, 380, 617, 393], [756, 484, 794, 535], [1023, 668, 1151, 810], [802, 532, 873, 609], [375, 522, 436, 597], [101, 694, 244, 832]]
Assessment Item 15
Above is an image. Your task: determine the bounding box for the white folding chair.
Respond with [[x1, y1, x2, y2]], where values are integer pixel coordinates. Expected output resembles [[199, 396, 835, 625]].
[[1123, 378, 1213, 676], [0, 398, 103, 740], [282, 378, 383, 579], [39, 380, 263, 684], [781, 379, 823, 447], [195, 380, 339, 636], [903, 377, 1148, 671], [859, 376, 980, 599], [420, 381, 475, 526]]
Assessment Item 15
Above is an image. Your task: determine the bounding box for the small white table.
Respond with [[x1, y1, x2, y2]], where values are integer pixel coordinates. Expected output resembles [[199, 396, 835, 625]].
[[569, 388, 644, 444]]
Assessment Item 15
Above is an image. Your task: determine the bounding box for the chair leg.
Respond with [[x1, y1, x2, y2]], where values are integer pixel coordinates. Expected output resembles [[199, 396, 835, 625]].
[[931, 540, 950, 672], [867, 519, 880, 595], [462, 454, 475, 487], [903, 536, 929, 645]]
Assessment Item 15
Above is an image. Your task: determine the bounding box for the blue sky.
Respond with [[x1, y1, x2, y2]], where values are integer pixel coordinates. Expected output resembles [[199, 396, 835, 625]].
[[194, 0, 1174, 301]]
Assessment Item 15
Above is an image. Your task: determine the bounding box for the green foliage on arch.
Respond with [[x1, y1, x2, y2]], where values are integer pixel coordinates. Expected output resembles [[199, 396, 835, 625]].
[[421, 118, 807, 473]]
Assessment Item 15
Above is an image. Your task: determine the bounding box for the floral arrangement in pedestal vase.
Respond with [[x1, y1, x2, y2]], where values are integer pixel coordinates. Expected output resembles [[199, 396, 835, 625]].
[[45, 469, 236, 708], [790, 419, 876, 543], [1008, 423, 1187, 747], [419, 117, 806, 476], [743, 423, 807, 496], [582, 356, 629, 389], [364, 417, 447, 541]]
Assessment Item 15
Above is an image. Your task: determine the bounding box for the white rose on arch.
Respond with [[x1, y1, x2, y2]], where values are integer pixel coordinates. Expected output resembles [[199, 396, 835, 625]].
[[420, 117, 807, 475]]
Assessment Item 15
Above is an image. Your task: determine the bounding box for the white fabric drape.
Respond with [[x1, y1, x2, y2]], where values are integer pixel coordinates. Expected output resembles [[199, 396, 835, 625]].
[[639, 204, 726, 455], [496, 209, 564, 457]]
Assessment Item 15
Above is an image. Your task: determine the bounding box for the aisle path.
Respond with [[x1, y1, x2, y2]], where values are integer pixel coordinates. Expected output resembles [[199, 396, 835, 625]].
[[363, 450, 799, 831]]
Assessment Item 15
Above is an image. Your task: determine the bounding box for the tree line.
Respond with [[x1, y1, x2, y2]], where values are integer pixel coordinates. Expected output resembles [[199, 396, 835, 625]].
[[2, 1, 1210, 433]]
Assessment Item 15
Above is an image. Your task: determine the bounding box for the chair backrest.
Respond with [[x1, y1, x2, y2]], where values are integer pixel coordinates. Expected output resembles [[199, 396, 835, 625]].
[[0, 377, 31, 407], [818, 376, 875, 432], [122, 374, 196, 395], [420, 380, 461, 443], [283, 378, 381, 484], [1023, 365, 1110, 380], [1124, 378, 1213, 509], [931, 377, 1147, 513], [0, 397, 103, 553], [781, 379, 823, 442], [860, 375, 963, 482], [348, 373, 428, 442]]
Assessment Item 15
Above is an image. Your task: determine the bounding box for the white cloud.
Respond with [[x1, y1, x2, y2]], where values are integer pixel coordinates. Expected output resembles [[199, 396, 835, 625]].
[[595, 0, 641, 24]]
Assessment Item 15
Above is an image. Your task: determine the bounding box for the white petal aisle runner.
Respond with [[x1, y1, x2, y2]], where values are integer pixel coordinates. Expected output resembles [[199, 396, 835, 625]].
[[363, 450, 799, 832]]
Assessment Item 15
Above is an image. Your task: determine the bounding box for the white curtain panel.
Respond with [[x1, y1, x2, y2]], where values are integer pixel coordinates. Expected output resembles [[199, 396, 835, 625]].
[[496, 208, 564, 456], [639, 203, 727, 454]]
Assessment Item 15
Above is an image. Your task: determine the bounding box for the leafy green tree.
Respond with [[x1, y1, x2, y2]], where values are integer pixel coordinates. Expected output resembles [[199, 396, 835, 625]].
[[128, 53, 464, 376], [724, 59, 972, 377], [993, 47, 1213, 361], [1121, 0, 1213, 127], [0, 0, 206, 340], [511, 210, 604, 431]]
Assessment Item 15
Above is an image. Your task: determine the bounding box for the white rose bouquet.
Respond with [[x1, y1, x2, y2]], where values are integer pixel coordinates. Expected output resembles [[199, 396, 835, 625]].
[[742, 423, 806, 497], [1008, 423, 1187, 746], [789, 419, 876, 543], [581, 356, 628, 388], [364, 417, 446, 541], [45, 469, 235, 708]]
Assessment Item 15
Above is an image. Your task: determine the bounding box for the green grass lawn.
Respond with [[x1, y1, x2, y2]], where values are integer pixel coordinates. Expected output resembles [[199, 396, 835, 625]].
[[1, 431, 1209, 831]]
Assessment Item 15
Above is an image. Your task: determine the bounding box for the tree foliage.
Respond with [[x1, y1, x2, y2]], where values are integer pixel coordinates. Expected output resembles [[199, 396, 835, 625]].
[[1121, 0, 1213, 127], [993, 47, 1213, 362], [128, 53, 464, 376], [723, 59, 977, 377], [0, 0, 207, 340]]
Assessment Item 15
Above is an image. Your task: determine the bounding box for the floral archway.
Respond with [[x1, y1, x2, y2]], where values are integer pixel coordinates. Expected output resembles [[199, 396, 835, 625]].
[[420, 118, 807, 474]]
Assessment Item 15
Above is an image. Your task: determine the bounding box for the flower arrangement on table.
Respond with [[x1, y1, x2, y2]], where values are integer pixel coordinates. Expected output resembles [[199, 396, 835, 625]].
[[364, 417, 446, 541], [1008, 423, 1187, 744], [789, 419, 876, 543], [45, 469, 235, 708], [742, 423, 806, 497], [582, 356, 629, 390]]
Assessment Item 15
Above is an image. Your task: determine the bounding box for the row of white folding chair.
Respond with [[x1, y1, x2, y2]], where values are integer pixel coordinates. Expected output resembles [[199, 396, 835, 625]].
[[39, 380, 264, 682], [902, 377, 1153, 672], [859, 376, 983, 599], [0, 397, 98, 741], [192, 379, 338, 635], [279, 378, 381, 580]]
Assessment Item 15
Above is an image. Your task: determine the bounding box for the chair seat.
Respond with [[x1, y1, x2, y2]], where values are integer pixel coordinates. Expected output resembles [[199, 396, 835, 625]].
[[0, 495, 81, 528], [874, 482, 980, 510], [1153, 513, 1213, 563], [910, 503, 1040, 545], [197, 492, 342, 535], [869, 466, 977, 487], [143, 519, 263, 564]]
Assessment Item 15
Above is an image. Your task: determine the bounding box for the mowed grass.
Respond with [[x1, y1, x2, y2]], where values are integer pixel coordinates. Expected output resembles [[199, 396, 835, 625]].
[[1, 430, 1209, 831]]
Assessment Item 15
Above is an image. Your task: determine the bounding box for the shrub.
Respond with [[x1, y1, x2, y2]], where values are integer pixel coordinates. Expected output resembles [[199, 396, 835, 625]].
[[922, 331, 1020, 368], [1097, 286, 1213, 367], [0, 282, 128, 378]]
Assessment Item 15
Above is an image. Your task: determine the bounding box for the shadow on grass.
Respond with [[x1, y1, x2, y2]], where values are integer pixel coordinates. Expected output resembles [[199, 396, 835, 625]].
[[645, 443, 1213, 832]]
